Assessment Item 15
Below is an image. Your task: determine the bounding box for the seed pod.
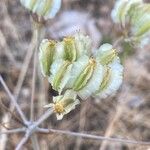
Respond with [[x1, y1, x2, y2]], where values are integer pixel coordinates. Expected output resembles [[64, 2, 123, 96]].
[[74, 32, 92, 58], [39, 39, 56, 76], [44, 90, 80, 120], [62, 33, 92, 61], [49, 59, 72, 93], [63, 37, 77, 62], [95, 44, 118, 65], [77, 62, 104, 99], [65, 56, 102, 99], [131, 13, 150, 37], [20, 0, 61, 19], [111, 0, 142, 26], [111, 0, 150, 47], [129, 3, 150, 46], [94, 60, 123, 98], [66, 56, 91, 89], [73, 58, 96, 91]]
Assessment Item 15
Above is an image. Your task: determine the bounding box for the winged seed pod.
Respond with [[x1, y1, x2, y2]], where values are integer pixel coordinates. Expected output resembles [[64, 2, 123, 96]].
[[111, 0, 150, 46], [65, 55, 123, 100], [39, 38, 123, 100], [48, 59, 72, 94], [111, 0, 142, 26], [94, 60, 123, 99], [44, 90, 80, 120], [39, 33, 92, 76], [39, 33, 123, 120], [95, 43, 118, 65], [39, 39, 56, 76], [62, 33, 92, 61], [20, 0, 61, 19]]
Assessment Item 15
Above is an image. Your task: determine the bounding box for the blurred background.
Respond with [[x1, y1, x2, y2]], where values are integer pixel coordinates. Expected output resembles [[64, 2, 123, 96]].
[[0, 0, 150, 149]]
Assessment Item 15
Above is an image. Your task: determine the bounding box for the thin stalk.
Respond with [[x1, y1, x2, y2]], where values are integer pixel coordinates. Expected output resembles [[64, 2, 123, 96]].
[[0, 24, 39, 150], [0, 75, 28, 125], [37, 128, 150, 146], [99, 106, 123, 150], [0, 128, 26, 134], [15, 132, 30, 150], [30, 24, 41, 121], [14, 23, 38, 100], [29, 21, 44, 150], [34, 108, 53, 127], [31, 134, 40, 150]]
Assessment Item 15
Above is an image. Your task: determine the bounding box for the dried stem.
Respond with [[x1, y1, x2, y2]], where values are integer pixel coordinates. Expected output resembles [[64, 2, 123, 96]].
[[30, 24, 41, 121], [15, 108, 53, 149], [15, 132, 30, 150], [0, 75, 28, 125], [0, 128, 26, 134], [0, 22, 39, 150], [38, 128, 150, 146], [14, 23, 38, 100], [34, 108, 54, 127], [75, 102, 88, 150], [99, 105, 123, 150], [31, 134, 40, 150], [0, 99, 25, 126], [30, 22, 43, 150]]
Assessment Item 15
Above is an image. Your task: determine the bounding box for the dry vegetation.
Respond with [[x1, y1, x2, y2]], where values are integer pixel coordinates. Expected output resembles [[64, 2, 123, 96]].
[[0, 0, 150, 150]]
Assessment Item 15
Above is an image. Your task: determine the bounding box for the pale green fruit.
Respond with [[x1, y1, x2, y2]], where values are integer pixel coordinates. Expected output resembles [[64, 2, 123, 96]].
[[111, 0, 150, 47], [95, 43, 118, 65], [63, 37, 77, 62], [62, 33, 92, 62], [94, 59, 123, 99], [20, 0, 61, 19], [49, 59, 72, 94], [39, 39, 56, 76], [44, 90, 80, 120], [111, 0, 142, 26]]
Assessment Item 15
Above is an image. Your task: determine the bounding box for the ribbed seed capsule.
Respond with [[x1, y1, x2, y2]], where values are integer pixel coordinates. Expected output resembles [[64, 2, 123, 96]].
[[53, 61, 71, 91], [95, 60, 123, 99], [99, 49, 117, 65], [63, 37, 77, 62], [96, 66, 111, 93], [20, 0, 61, 19], [77, 62, 104, 99], [133, 14, 150, 37], [73, 58, 96, 91], [37, 0, 53, 16], [111, 0, 142, 25], [74, 32, 92, 58], [96, 43, 118, 65], [111, 0, 150, 46], [49, 59, 72, 93], [29, 0, 37, 10], [39, 40, 56, 76]]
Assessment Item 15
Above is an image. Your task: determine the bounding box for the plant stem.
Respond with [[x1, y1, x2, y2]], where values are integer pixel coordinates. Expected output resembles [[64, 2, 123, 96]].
[[15, 132, 30, 150], [31, 134, 40, 150], [34, 108, 53, 127], [0, 75, 28, 125], [29, 20, 44, 150], [14, 23, 38, 100], [0, 128, 26, 134], [38, 128, 150, 146], [30, 23, 41, 121]]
